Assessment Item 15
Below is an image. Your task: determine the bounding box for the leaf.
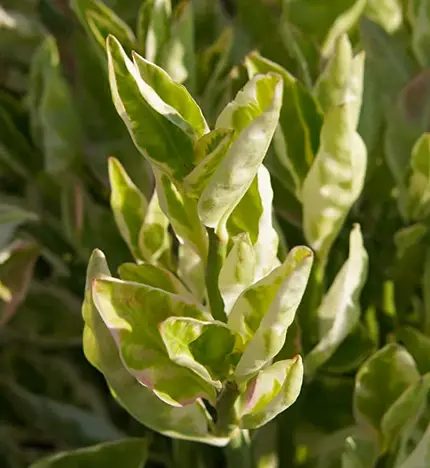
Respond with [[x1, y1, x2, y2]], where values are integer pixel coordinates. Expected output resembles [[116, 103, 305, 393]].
[[359, 17, 417, 101], [365, 0, 402, 33], [321, 0, 367, 58], [230, 246, 313, 382], [302, 104, 367, 264], [118, 262, 192, 298], [219, 233, 256, 316], [406, 133, 430, 221], [144, 0, 172, 64], [237, 356, 303, 429], [198, 72, 283, 238], [397, 422, 430, 468], [394, 223, 428, 259], [107, 35, 195, 182], [32, 37, 81, 174], [0, 241, 39, 326], [385, 70, 430, 185], [138, 189, 171, 264], [92, 276, 217, 406], [184, 129, 235, 201], [108, 157, 148, 259], [227, 165, 280, 281], [155, 171, 207, 258], [0, 203, 38, 250], [71, 0, 136, 57], [162, 0, 196, 90], [177, 242, 205, 302], [82, 250, 226, 445], [353, 344, 420, 431], [245, 52, 322, 196], [304, 224, 368, 376], [315, 34, 365, 129], [3, 382, 124, 446], [397, 326, 430, 375], [409, 0, 430, 68], [132, 51, 208, 138], [159, 317, 235, 384], [341, 434, 379, 468], [30, 438, 148, 468], [381, 373, 430, 449]]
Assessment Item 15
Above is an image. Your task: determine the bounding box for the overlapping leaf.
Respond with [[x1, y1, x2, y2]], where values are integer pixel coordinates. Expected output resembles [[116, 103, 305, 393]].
[[198, 72, 283, 238], [228, 246, 313, 382]]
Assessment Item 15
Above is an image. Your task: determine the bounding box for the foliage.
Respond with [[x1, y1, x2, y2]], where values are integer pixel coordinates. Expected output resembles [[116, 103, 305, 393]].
[[2, 0, 430, 467]]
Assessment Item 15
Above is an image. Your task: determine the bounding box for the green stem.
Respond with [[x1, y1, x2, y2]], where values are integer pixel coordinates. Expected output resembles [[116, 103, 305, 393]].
[[206, 227, 227, 322], [225, 429, 254, 468]]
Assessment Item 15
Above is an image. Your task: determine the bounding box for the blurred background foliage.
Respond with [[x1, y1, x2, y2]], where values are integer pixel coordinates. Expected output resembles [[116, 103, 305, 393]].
[[2, 0, 430, 467]]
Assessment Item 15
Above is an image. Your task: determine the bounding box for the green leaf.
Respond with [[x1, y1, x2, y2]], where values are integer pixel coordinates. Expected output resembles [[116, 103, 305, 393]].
[[245, 52, 322, 196], [227, 165, 280, 281], [397, 327, 430, 375], [32, 37, 81, 174], [138, 189, 171, 265], [381, 373, 430, 450], [107, 35, 195, 182], [406, 133, 430, 221], [359, 17, 417, 101], [184, 129, 234, 201], [230, 246, 313, 382], [302, 103, 367, 264], [198, 73, 283, 238], [394, 223, 428, 259], [82, 250, 225, 445], [321, 0, 367, 58], [30, 438, 148, 468], [108, 157, 148, 259], [144, 0, 172, 64], [341, 434, 379, 468], [0, 241, 39, 326], [385, 70, 430, 185], [159, 317, 235, 384], [353, 344, 420, 431], [423, 249, 430, 335], [132, 50, 208, 138], [4, 382, 124, 446], [219, 233, 256, 316], [0, 203, 38, 249], [315, 33, 365, 129], [118, 262, 192, 298], [304, 225, 368, 376], [92, 276, 217, 406], [162, 0, 196, 90], [237, 356, 303, 429], [409, 0, 430, 68], [365, 0, 402, 33], [71, 0, 136, 57], [156, 171, 207, 258]]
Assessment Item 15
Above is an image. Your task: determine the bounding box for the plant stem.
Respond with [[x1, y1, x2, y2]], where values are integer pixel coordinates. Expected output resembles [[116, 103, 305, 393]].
[[225, 429, 254, 468], [206, 227, 227, 322]]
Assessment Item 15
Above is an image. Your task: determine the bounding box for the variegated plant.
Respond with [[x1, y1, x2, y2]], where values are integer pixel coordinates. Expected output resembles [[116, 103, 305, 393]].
[[82, 35, 314, 445]]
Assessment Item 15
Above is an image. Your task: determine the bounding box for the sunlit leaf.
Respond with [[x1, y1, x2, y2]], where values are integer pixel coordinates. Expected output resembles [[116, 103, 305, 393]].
[[305, 225, 368, 376], [198, 72, 283, 238], [230, 246, 313, 382], [237, 356, 303, 429]]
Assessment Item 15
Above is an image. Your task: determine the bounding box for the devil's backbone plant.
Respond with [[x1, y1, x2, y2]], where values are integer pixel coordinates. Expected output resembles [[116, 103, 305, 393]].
[[82, 34, 314, 446]]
